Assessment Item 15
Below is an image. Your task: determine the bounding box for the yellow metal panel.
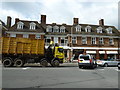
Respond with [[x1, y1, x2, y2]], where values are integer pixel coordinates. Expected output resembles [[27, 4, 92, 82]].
[[2, 37, 44, 55]]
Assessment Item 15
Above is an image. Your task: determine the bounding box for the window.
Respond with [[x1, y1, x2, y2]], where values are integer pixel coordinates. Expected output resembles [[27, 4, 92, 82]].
[[60, 26, 65, 33], [109, 38, 114, 45], [82, 37, 87, 44], [53, 25, 59, 32], [97, 27, 103, 33], [75, 25, 81, 32], [10, 33, 16, 37], [17, 21, 24, 29], [72, 37, 77, 44], [30, 22, 36, 30], [61, 37, 65, 46], [85, 26, 91, 32], [23, 34, 29, 38], [45, 37, 51, 46], [91, 37, 96, 44], [35, 35, 41, 39], [65, 37, 68, 46], [106, 27, 112, 34], [99, 38, 104, 44], [46, 25, 52, 32]]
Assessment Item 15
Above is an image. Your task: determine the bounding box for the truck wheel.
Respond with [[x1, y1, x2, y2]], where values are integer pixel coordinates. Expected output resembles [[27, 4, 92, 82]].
[[2, 58, 13, 67], [14, 59, 24, 67], [51, 59, 59, 67], [79, 65, 82, 69], [40, 59, 48, 67]]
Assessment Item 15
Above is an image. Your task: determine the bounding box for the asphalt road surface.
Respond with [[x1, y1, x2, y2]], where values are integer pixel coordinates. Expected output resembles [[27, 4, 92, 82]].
[[1, 63, 120, 89]]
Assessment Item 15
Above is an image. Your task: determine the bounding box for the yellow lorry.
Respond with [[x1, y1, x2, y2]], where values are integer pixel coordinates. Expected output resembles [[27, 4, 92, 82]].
[[0, 37, 64, 67]]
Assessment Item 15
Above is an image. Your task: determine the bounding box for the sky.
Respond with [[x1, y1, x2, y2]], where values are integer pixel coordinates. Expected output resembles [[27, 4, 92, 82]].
[[0, 0, 120, 29]]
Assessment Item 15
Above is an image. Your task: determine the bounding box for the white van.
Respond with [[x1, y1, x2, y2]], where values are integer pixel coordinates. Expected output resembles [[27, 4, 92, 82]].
[[78, 54, 97, 69]]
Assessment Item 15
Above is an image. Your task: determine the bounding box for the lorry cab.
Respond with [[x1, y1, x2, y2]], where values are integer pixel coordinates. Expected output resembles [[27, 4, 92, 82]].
[[54, 46, 64, 63]]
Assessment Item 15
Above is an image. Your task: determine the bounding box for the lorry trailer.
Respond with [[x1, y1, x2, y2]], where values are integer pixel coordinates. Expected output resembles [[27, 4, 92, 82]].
[[0, 37, 64, 67]]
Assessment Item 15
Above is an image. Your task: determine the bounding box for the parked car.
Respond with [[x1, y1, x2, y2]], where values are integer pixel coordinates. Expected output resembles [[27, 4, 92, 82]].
[[118, 63, 120, 70], [97, 59, 120, 67], [78, 54, 97, 69]]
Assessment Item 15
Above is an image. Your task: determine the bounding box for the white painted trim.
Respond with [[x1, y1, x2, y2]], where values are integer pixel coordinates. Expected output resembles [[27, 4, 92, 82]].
[[46, 35, 67, 37], [6, 31, 45, 35], [67, 34, 119, 38]]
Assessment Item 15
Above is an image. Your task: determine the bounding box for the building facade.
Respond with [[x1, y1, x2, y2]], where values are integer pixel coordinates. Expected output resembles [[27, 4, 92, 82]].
[[2, 15, 120, 61]]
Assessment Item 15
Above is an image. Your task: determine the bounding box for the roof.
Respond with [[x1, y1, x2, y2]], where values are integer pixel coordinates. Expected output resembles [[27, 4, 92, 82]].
[[9, 20, 44, 33]]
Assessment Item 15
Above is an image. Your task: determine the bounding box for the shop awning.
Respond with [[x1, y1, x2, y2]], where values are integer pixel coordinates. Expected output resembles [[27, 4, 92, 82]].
[[107, 51, 118, 54], [86, 51, 96, 54]]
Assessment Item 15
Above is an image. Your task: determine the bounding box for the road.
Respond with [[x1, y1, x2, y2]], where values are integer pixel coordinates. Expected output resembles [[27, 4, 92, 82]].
[[1, 63, 120, 89]]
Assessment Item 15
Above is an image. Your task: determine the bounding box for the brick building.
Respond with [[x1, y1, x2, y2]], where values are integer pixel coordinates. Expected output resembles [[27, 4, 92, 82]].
[[2, 15, 120, 61]]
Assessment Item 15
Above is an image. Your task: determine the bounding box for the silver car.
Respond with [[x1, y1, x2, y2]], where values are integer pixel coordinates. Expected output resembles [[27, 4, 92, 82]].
[[97, 59, 119, 67]]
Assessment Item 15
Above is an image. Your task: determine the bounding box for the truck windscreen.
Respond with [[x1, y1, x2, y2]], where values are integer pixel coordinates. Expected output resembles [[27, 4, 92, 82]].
[[58, 48, 63, 53]]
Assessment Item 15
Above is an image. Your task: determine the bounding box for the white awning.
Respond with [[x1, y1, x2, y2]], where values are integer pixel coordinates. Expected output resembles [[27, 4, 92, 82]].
[[99, 51, 105, 54], [86, 51, 96, 54], [107, 51, 118, 54]]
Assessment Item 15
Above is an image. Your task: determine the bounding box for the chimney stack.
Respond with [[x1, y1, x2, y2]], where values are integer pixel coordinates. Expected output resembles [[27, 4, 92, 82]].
[[99, 19, 104, 26], [41, 15, 46, 25], [15, 18, 19, 24], [7, 16, 11, 28], [73, 18, 79, 25]]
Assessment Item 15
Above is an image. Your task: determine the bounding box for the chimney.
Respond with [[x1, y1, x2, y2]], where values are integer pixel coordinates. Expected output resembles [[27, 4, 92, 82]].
[[73, 18, 79, 25], [99, 19, 104, 26], [7, 16, 11, 28], [41, 15, 46, 24], [15, 18, 19, 24]]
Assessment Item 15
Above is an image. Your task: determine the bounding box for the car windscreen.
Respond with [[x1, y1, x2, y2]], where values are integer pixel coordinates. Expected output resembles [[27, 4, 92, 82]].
[[80, 56, 90, 60], [58, 48, 63, 53]]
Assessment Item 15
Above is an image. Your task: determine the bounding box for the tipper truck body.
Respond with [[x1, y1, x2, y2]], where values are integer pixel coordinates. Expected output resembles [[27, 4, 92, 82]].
[[0, 37, 64, 67]]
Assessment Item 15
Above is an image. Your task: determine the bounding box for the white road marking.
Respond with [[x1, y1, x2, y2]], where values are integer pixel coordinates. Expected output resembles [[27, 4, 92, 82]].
[[22, 67, 30, 70]]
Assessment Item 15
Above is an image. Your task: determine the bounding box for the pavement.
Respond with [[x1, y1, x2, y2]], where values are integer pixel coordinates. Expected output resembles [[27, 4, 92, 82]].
[[1, 63, 120, 89]]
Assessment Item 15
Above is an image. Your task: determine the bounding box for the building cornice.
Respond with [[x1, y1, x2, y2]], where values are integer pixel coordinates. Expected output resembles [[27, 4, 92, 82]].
[[6, 31, 45, 35]]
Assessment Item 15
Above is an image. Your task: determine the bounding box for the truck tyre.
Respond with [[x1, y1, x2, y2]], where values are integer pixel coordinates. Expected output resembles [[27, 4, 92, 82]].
[[51, 59, 59, 67], [14, 59, 24, 67], [40, 59, 48, 67], [79, 65, 82, 69], [2, 57, 13, 67]]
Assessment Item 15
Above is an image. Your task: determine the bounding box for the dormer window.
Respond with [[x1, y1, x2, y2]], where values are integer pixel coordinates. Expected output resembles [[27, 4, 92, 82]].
[[17, 21, 24, 29], [75, 25, 81, 32], [85, 26, 91, 32], [30, 22, 36, 30], [106, 27, 112, 34], [53, 25, 59, 32], [60, 26, 65, 33], [46, 25, 52, 32], [97, 26, 103, 33]]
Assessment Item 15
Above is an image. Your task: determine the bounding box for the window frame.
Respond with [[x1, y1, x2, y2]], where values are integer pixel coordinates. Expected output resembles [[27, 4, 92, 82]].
[[82, 37, 87, 44]]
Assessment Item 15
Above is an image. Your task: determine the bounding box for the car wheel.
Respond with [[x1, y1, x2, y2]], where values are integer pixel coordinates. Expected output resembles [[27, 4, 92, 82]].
[[104, 63, 108, 67]]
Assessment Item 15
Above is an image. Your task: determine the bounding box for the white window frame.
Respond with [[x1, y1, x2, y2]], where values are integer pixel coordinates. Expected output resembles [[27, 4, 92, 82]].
[[46, 25, 52, 32], [60, 37, 65, 46], [85, 26, 91, 32], [60, 26, 65, 33], [45, 37, 51, 46], [107, 27, 112, 34], [35, 34, 41, 39], [17, 21, 24, 29], [99, 37, 104, 44], [109, 38, 114, 45], [91, 37, 96, 44], [82, 37, 87, 44], [10, 33, 16, 37], [97, 27, 103, 33], [75, 25, 81, 32], [72, 37, 77, 44], [23, 34, 29, 38], [53, 25, 59, 32], [30, 22, 36, 30]]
